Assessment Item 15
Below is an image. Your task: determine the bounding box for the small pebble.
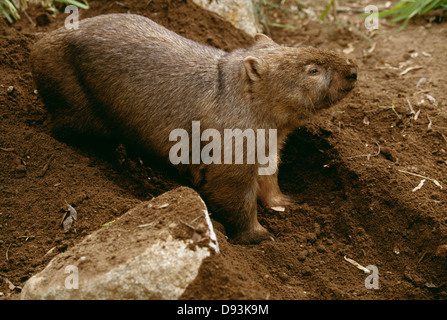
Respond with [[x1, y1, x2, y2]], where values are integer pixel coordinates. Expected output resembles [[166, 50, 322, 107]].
[[7, 86, 14, 94], [278, 271, 288, 281], [306, 232, 317, 243], [301, 266, 312, 276], [436, 244, 447, 257], [15, 164, 26, 174], [316, 244, 327, 253], [297, 250, 308, 261]]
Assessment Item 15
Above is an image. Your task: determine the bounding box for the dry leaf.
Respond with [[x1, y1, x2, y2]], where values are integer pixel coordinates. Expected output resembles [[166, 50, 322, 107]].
[[60, 202, 78, 232], [343, 43, 354, 54], [363, 116, 370, 125], [412, 179, 425, 192], [344, 256, 370, 273]]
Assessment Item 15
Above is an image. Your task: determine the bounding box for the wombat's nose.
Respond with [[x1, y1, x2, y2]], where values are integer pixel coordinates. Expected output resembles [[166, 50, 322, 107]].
[[346, 68, 357, 81]]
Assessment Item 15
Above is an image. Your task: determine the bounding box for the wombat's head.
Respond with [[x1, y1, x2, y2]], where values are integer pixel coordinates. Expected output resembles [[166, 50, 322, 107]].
[[243, 34, 358, 125]]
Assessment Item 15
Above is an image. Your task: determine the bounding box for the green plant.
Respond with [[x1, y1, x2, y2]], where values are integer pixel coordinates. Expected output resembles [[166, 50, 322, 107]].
[[0, 0, 20, 23], [319, 0, 334, 21], [0, 0, 89, 23], [253, 0, 302, 32], [318, 1, 373, 42], [379, 102, 401, 119], [49, 0, 89, 10], [379, 0, 447, 30]]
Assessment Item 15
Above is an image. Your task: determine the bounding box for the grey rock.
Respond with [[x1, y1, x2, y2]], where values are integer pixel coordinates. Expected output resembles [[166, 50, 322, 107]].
[[21, 187, 218, 300], [193, 0, 262, 36]]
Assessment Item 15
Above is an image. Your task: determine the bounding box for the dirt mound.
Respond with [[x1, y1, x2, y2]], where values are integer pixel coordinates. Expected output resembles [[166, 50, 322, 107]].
[[1, 0, 446, 300]]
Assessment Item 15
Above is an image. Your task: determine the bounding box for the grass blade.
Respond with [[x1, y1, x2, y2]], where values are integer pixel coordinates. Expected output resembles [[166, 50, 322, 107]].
[[0, 3, 14, 23], [55, 0, 89, 10], [0, 0, 20, 22], [319, 0, 334, 21], [0, 0, 90, 22], [379, 0, 447, 29]]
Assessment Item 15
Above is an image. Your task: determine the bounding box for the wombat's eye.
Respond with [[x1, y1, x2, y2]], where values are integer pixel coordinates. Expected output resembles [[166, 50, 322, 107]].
[[306, 65, 321, 76]]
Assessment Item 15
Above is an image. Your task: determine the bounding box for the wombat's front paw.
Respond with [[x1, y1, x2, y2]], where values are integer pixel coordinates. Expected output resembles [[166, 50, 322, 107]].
[[262, 193, 293, 208], [230, 226, 274, 244]]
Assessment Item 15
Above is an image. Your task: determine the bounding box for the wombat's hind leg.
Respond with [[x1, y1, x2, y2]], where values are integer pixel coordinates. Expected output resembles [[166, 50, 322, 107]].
[[231, 219, 274, 244], [31, 45, 112, 144], [37, 79, 112, 145]]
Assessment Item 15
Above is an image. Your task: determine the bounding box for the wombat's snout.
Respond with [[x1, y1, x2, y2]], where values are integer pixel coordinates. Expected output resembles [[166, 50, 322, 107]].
[[346, 68, 357, 81], [340, 61, 358, 95], [345, 59, 358, 83], [325, 57, 358, 107]]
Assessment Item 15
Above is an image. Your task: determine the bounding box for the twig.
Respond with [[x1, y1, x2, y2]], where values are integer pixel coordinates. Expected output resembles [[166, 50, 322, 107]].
[[406, 98, 415, 114], [18, 235, 36, 241], [22, 9, 35, 27], [114, 1, 129, 9], [418, 252, 427, 264], [180, 219, 197, 231], [336, 4, 391, 12], [399, 66, 423, 76], [414, 109, 421, 121], [399, 170, 435, 182], [6, 243, 12, 262], [344, 256, 370, 273], [38, 154, 55, 177], [336, 6, 364, 13], [398, 170, 443, 189], [347, 142, 381, 160], [144, 0, 153, 9]]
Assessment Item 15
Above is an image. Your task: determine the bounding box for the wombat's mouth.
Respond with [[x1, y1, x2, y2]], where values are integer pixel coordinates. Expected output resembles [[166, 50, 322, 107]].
[[339, 87, 355, 93], [317, 96, 336, 111], [319, 87, 353, 110]]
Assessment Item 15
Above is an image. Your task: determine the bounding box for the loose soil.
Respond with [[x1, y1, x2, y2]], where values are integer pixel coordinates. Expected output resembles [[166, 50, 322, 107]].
[[1, 0, 446, 300]]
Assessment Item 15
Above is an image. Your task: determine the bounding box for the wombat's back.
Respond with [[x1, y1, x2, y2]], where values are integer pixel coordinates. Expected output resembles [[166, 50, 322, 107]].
[[31, 14, 225, 153]]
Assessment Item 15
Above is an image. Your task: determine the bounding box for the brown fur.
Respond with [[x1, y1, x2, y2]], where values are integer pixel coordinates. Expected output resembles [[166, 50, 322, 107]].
[[30, 14, 357, 244]]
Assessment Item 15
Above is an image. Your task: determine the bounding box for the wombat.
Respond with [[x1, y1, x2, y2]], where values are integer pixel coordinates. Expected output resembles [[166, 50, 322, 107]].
[[30, 13, 357, 244]]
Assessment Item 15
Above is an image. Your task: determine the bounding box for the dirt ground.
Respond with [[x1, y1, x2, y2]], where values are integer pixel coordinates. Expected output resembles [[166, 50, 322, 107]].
[[1, 0, 446, 300]]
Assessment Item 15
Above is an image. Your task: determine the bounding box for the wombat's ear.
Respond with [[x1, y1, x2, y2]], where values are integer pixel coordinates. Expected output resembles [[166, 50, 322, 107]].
[[254, 33, 278, 46], [243, 56, 267, 81]]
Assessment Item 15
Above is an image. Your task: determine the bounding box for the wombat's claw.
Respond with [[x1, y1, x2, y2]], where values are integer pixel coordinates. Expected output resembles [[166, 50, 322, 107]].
[[231, 229, 275, 244], [262, 194, 293, 209]]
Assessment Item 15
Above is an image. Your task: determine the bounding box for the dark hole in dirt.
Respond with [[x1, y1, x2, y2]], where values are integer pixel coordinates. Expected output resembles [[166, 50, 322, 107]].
[[280, 128, 348, 206]]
